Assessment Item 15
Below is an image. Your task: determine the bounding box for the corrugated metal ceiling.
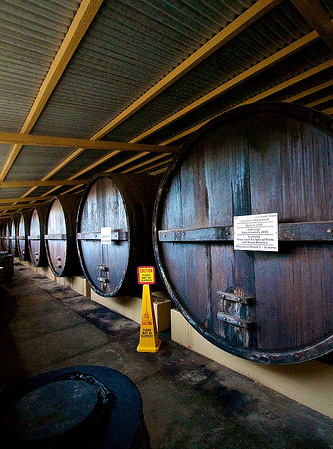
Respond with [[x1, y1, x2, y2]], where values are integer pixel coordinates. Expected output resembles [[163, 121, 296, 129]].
[[0, 0, 332, 218]]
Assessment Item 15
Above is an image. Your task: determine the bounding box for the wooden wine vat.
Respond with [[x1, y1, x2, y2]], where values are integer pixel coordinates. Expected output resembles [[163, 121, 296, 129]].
[[2, 222, 10, 252], [17, 211, 31, 262], [153, 102, 332, 365], [77, 173, 159, 297], [9, 215, 18, 257], [28, 205, 48, 267], [45, 195, 82, 277]]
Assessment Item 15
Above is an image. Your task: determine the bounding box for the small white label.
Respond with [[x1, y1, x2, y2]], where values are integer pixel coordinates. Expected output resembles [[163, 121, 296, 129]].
[[101, 227, 112, 245], [234, 213, 278, 252]]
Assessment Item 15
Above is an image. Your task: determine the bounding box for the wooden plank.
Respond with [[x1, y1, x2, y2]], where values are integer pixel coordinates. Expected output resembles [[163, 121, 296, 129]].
[[291, 0, 333, 51], [0, 132, 178, 153], [0, 196, 54, 204], [285, 80, 333, 103], [306, 94, 333, 108], [0, 180, 89, 188]]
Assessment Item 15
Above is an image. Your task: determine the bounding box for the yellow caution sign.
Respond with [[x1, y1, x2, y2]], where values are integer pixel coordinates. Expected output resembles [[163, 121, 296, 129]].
[[137, 284, 161, 353]]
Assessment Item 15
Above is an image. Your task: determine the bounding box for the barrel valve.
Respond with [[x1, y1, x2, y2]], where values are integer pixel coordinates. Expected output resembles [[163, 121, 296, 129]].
[[97, 263, 110, 292]]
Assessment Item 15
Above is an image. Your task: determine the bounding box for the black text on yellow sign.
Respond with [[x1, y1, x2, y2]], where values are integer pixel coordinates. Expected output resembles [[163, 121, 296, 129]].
[[137, 266, 155, 285]]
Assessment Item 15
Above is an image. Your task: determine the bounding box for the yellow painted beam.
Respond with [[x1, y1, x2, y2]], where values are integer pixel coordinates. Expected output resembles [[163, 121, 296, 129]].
[[0, 132, 178, 153], [305, 94, 333, 108], [136, 158, 174, 174], [0, 180, 88, 188], [323, 107, 333, 115], [150, 167, 169, 176], [0, 196, 54, 204], [291, 0, 333, 51], [121, 154, 171, 173], [160, 60, 333, 146], [0, 0, 104, 182], [0, 203, 49, 212], [131, 31, 319, 143], [93, 0, 283, 139], [285, 80, 333, 103]]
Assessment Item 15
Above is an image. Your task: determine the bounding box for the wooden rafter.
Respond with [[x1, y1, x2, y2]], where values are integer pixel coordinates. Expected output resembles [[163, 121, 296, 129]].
[[291, 0, 333, 51], [305, 94, 333, 108], [0, 132, 177, 153], [136, 158, 174, 174], [285, 80, 333, 103], [0, 196, 53, 204], [0, 0, 104, 183], [323, 106, 333, 115], [0, 202, 49, 212], [0, 180, 88, 188], [121, 154, 172, 174]]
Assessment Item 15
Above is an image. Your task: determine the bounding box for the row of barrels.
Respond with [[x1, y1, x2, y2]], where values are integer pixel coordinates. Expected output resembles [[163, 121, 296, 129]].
[[0, 173, 157, 300], [0, 103, 332, 365]]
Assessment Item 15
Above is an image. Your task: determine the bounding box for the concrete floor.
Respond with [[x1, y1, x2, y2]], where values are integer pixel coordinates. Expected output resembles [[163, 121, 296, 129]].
[[1, 262, 333, 449]]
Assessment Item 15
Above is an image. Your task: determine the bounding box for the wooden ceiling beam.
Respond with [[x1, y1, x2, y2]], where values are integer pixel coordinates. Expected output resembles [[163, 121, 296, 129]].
[[0, 203, 49, 212], [305, 94, 333, 108], [130, 30, 319, 143], [323, 106, 333, 115], [0, 0, 104, 182], [121, 154, 171, 174], [136, 158, 174, 174], [0, 132, 177, 153], [0, 196, 54, 204], [0, 180, 88, 188], [285, 80, 333, 103], [93, 0, 283, 139], [291, 0, 333, 51]]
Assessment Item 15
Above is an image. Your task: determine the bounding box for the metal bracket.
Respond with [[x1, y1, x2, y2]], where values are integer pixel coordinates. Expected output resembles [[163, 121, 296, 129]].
[[217, 291, 255, 306], [98, 263, 110, 291], [217, 312, 256, 330], [217, 289, 256, 349]]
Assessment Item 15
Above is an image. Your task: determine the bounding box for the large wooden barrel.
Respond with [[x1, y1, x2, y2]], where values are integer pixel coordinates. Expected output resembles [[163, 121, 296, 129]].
[[9, 215, 18, 257], [153, 102, 332, 365], [45, 195, 82, 277], [17, 211, 31, 261], [2, 222, 10, 252], [28, 205, 48, 267], [77, 173, 159, 297], [0, 221, 7, 251]]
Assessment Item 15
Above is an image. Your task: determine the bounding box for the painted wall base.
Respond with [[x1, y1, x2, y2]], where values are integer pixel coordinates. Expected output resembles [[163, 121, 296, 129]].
[[56, 276, 91, 297], [171, 308, 333, 419], [91, 289, 171, 332]]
